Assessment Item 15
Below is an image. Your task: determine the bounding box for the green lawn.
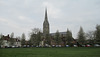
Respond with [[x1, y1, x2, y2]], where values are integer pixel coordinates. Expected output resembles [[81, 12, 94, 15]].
[[0, 47, 100, 57]]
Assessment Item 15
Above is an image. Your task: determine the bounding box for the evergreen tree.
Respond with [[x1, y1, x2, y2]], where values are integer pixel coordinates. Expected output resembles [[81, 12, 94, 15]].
[[55, 30, 62, 45], [10, 32, 14, 38], [77, 27, 86, 45], [21, 33, 26, 46], [61, 34, 66, 47], [66, 29, 73, 46]]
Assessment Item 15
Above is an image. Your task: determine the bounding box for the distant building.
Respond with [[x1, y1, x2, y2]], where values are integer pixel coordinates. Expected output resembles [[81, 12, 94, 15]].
[[1, 35, 10, 48], [1, 35, 21, 48]]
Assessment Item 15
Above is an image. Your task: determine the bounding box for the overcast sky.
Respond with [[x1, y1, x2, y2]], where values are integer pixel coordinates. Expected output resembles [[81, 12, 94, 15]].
[[0, 0, 100, 40]]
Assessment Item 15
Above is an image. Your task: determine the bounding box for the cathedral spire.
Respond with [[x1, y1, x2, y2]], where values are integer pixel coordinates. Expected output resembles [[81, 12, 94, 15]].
[[43, 8, 50, 46], [45, 8, 48, 21], [43, 8, 49, 36]]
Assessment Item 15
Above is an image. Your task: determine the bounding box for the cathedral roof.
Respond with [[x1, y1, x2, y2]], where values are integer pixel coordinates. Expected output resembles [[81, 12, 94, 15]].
[[50, 32, 66, 36]]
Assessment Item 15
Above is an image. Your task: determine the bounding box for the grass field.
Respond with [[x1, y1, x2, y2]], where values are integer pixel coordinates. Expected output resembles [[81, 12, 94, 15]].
[[0, 47, 100, 57]]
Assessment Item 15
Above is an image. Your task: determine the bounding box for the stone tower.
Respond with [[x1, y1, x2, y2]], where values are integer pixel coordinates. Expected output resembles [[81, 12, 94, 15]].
[[43, 8, 49, 36]]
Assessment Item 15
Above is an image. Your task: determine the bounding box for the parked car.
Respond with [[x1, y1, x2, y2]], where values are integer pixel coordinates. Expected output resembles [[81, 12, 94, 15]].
[[52, 45, 55, 47], [85, 44, 91, 47], [66, 45, 69, 47], [56, 45, 59, 47], [82, 45, 85, 47], [94, 44, 100, 47], [12, 46, 15, 48], [74, 45, 77, 47], [23, 45, 27, 48], [59, 45, 61, 47], [27, 45, 30, 47], [7, 46, 12, 48]]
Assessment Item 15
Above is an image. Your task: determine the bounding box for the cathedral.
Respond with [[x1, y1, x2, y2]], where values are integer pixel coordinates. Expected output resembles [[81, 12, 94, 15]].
[[41, 8, 50, 46], [42, 8, 78, 47], [43, 8, 50, 37], [42, 9, 67, 46]]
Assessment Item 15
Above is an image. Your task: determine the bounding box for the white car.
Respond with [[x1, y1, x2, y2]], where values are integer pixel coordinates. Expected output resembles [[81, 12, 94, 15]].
[[52, 45, 55, 47], [59, 45, 61, 47], [94, 44, 100, 47], [56, 45, 59, 47], [82, 45, 85, 47], [12, 46, 15, 48], [66, 45, 69, 47], [74, 45, 77, 47]]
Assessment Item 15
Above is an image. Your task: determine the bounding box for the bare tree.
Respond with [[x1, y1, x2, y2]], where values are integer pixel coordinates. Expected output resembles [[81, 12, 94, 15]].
[[86, 31, 94, 40], [95, 25, 100, 44], [86, 31, 95, 45], [29, 28, 42, 46], [31, 28, 41, 34]]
